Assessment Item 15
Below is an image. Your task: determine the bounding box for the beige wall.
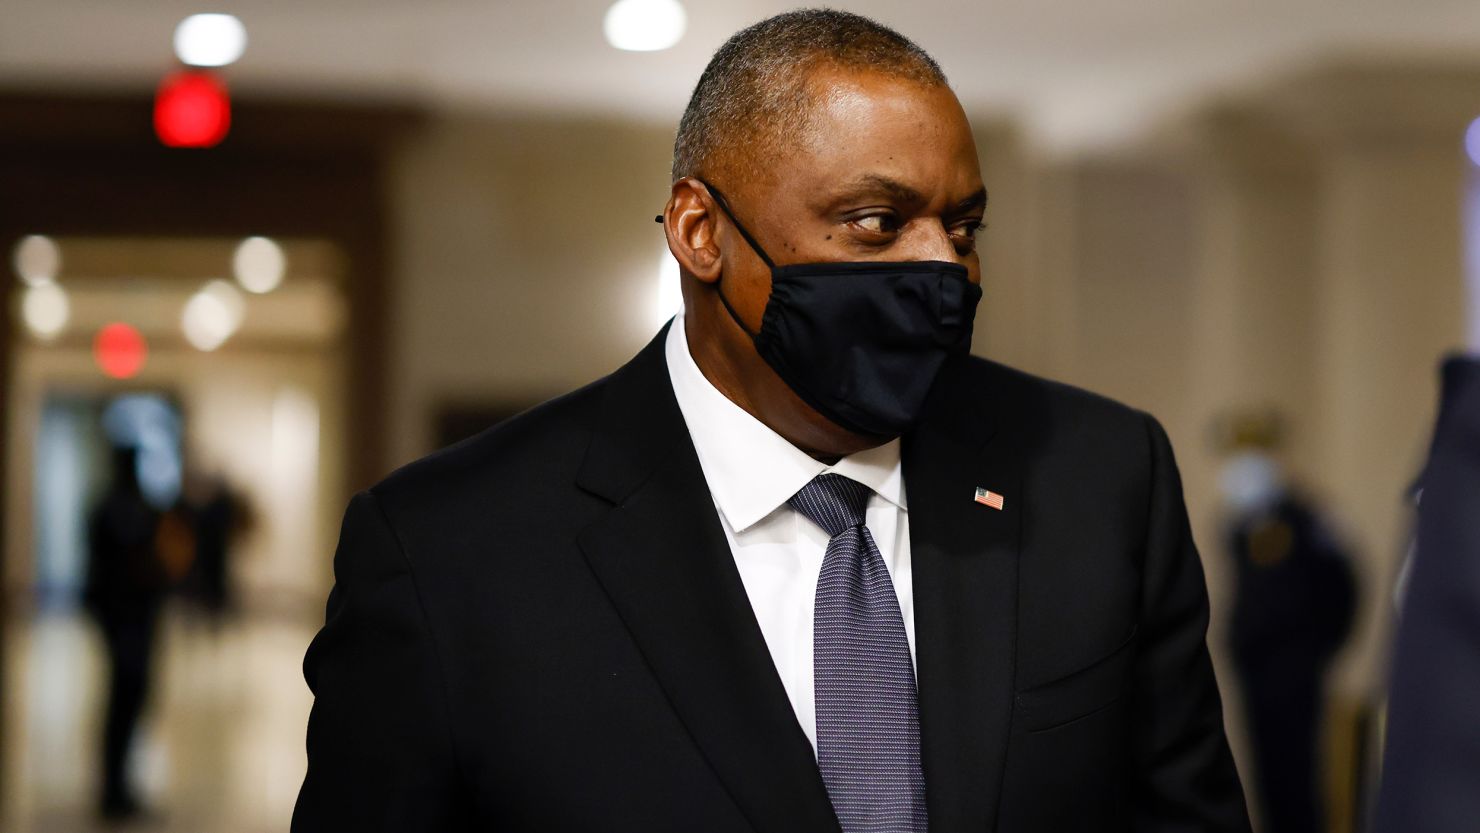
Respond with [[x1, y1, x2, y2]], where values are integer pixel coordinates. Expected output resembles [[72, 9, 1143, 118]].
[[1020, 65, 1478, 829], [1177, 66, 1476, 701], [384, 113, 678, 467]]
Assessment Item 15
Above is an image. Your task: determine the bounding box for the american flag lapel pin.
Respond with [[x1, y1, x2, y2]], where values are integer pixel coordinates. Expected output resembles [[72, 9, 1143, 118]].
[[974, 486, 1005, 510]]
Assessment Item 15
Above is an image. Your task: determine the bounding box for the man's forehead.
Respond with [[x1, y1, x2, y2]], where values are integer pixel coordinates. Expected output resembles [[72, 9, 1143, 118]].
[[801, 68, 970, 148], [716, 65, 978, 199], [781, 71, 981, 197]]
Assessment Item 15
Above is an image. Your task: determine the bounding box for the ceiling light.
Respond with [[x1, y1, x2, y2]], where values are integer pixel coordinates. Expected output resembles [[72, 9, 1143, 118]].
[[604, 0, 686, 52], [181, 278, 245, 351], [173, 13, 248, 68], [21, 283, 69, 340], [233, 235, 286, 293], [13, 234, 60, 286]]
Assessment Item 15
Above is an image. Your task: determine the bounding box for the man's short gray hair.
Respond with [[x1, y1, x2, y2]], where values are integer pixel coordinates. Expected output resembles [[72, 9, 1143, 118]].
[[671, 9, 948, 183]]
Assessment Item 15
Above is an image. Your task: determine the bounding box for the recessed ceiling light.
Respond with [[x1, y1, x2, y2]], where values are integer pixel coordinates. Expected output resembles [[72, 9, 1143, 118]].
[[13, 234, 60, 286], [174, 13, 248, 68], [233, 236, 286, 294], [21, 283, 69, 340], [604, 0, 686, 53], [181, 278, 246, 351]]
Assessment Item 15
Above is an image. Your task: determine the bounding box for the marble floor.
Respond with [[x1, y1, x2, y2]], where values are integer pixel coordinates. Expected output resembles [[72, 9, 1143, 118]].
[[2, 606, 317, 832]]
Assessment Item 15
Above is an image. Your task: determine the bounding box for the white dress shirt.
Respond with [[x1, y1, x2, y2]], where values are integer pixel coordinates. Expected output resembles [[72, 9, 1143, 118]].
[[663, 312, 916, 753]]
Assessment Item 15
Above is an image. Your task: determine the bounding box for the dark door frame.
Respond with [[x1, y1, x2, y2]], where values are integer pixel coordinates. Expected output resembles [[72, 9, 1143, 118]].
[[0, 91, 420, 758], [0, 88, 420, 491]]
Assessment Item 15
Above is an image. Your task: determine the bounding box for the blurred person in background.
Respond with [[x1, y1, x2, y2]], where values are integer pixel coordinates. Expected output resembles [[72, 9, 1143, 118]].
[[1218, 413, 1356, 833], [85, 444, 169, 822], [293, 9, 1248, 832], [177, 467, 250, 624], [1372, 355, 1480, 833]]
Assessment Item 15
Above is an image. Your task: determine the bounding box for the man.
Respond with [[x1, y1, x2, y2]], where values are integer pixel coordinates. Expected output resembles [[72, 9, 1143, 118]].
[[86, 445, 167, 820], [1373, 355, 1480, 833], [1217, 428, 1355, 833], [293, 10, 1250, 832]]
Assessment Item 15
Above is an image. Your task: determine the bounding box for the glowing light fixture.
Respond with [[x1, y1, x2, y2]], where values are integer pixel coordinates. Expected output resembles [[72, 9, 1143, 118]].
[[13, 234, 61, 286], [173, 13, 247, 67], [1467, 116, 1480, 168], [155, 69, 231, 148], [233, 236, 286, 293], [94, 323, 148, 379], [604, 0, 686, 52], [21, 283, 69, 340], [181, 278, 245, 351]]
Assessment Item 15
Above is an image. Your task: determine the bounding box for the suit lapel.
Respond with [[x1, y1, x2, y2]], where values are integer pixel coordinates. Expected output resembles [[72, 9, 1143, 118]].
[[575, 326, 839, 833], [904, 358, 1024, 832]]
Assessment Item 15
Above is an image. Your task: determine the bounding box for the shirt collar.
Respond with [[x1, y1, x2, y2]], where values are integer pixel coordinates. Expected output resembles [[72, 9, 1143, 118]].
[[664, 312, 906, 534]]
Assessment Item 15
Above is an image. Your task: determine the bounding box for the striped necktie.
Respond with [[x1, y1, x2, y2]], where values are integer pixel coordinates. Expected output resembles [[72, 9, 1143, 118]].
[[789, 473, 928, 832]]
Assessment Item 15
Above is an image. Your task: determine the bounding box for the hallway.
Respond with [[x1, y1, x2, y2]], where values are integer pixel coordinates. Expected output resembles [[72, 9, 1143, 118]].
[[2, 606, 315, 832]]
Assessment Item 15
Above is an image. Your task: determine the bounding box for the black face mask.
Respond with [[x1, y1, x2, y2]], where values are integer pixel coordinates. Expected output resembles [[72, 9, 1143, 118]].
[[693, 181, 983, 439]]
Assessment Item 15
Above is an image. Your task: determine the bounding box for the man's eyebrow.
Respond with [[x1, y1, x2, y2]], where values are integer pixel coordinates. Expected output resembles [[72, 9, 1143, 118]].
[[828, 174, 925, 205], [954, 188, 988, 213], [824, 175, 988, 213]]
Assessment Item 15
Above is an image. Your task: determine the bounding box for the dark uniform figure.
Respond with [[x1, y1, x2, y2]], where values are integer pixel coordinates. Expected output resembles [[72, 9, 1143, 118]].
[[180, 472, 244, 621], [84, 445, 168, 820], [1227, 492, 1356, 833]]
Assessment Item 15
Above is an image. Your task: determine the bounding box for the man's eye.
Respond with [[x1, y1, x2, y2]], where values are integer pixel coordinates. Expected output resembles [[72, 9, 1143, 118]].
[[853, 214, 899, 235], [949, 221, 985, 254], [950, 221, 986, 240]]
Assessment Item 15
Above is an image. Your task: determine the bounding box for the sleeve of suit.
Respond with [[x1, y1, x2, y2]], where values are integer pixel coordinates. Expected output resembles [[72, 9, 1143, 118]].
[[291, 490, 468, 832], [1132, 414, 1252, 832], [1372, 356, 1480, 833]]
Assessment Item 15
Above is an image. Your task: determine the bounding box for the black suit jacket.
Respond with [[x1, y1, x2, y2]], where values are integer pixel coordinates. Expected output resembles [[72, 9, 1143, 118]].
[[1373, 356, 1480, 833], [292, 325, 1249, 832]]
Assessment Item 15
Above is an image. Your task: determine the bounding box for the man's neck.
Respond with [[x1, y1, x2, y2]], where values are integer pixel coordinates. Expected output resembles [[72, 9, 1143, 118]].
[[680, 305, 867, 463]]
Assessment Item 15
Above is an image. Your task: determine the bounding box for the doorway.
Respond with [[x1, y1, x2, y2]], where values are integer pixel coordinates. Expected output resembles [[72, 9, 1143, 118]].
[[0, 92, 414, 831]]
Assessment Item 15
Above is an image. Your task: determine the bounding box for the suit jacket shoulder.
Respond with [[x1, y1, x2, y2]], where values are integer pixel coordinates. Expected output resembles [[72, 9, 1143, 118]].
[[955, 355, 1162, 505], [365, 375, 613, 566], [968, 354, 1153, 437]]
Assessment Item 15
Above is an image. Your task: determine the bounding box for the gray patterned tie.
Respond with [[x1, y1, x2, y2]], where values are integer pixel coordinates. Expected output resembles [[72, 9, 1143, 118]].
[[789, 473, 928, 833]]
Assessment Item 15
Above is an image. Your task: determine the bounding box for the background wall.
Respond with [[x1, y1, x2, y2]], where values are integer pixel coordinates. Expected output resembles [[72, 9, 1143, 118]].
[[385, 113, 677, 463]]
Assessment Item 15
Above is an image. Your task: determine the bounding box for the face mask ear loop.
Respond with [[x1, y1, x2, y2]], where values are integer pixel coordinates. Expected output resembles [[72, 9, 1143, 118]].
[[698, 180, 777, 270], [697, 179, 773, 339], [714, 282, 760, 339]]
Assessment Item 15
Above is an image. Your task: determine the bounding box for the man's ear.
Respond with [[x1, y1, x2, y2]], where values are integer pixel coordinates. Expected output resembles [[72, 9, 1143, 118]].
[[662, 177, 722, 285]]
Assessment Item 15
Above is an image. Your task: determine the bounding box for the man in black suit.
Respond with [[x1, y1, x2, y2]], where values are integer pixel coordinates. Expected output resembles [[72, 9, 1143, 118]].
[[293, 10, 1249, 832]]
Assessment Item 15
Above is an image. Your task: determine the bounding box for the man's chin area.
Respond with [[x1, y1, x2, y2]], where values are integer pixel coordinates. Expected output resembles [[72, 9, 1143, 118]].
[[744, 363, 895, 460], [793, 415, 895, 463]]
